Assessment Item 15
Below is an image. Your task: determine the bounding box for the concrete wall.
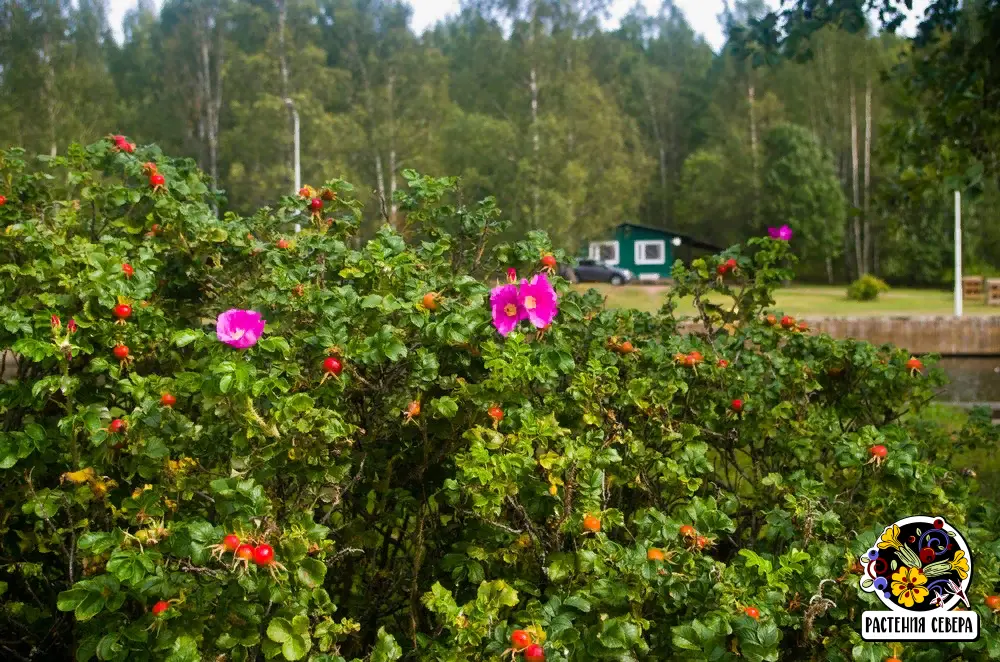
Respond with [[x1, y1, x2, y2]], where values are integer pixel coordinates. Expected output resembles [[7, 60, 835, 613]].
[[674, 316, 1000, 355], [797, 316, 1000, 355]]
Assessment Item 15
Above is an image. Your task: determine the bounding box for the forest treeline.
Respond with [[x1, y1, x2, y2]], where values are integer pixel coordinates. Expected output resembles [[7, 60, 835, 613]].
[[2, 0, 999, 284]]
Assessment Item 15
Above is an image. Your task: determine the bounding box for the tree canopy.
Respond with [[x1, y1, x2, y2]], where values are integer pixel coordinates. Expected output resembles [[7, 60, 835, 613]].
[[2, 0, 1000, 284]]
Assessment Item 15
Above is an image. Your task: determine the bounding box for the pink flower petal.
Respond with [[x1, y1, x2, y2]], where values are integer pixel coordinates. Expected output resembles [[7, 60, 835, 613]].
[[519, 273, 558, 329], [216, 309, 265, 348], [490, 284, 524, 337]]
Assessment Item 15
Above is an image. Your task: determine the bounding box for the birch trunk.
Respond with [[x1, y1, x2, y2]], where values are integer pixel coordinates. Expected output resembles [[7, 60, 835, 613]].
[[388, 71, 398, 227], [43, 31, 57, 156], [641, 77, 667, 216], [350, 31, 386, 222], [748, 78, 758, 227], [194, 7, 222, 189], [862, 78, 872, 275], [529, 62, 540, 231], [277, 0, 292, 190], [748, 82, 758, 170], [374, 151, 387, 222], [850, 79, 863, 276]]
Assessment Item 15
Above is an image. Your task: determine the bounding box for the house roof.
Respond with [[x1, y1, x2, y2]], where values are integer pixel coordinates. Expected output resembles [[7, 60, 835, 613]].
[[615, 222, 724, 252]]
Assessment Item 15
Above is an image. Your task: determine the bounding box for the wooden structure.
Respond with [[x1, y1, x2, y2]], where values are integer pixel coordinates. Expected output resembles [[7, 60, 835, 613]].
[[963, 276, 985, 303], [988, 279, 1000, 306]]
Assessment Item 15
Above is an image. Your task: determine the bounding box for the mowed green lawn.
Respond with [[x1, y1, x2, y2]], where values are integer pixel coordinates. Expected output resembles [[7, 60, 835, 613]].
[[572, 283, 997, 317]]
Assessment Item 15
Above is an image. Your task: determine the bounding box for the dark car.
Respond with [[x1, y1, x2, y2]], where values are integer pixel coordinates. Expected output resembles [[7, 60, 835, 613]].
[[573, 259, 632, 285]]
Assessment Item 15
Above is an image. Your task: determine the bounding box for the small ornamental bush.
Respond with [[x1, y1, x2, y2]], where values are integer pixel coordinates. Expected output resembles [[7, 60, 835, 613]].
[[1, 140, 1000, 661], [847, 274, 891, 301]]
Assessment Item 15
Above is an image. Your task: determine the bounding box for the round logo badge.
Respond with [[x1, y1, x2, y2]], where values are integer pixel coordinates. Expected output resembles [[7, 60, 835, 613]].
[[859, 515, 972, 612]]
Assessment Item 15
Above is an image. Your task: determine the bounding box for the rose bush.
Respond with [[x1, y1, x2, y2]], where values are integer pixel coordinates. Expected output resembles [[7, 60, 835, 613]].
[[1, 139, 1000, 661]]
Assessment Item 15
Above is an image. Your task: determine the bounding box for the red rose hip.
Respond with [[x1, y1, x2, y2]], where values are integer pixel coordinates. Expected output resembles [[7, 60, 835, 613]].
[[149, 173, 165, 187], [253, 543, 274, 566], [113, 344, 129, 360], [731, 399, 743, 412], [488, 405, 504, 424], [524, 644, 545, 661], [541, 254, 557, 269], [869, 444, 888, 459], [152, 600, 169, 616], [511, 629, 532, 650], [160, 393, 176, 408], [109, 419, 125, 433], [309, 197, 323, 212], [323, 356, 343, 376], [122, 263, 134, 278], [223, 534, 240, 552], [113, 303, 132, 320], [744, 606, 760, 619]]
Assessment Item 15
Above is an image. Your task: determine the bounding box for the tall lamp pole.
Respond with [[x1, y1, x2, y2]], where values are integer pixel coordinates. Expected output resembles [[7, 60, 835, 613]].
[[284, 97, 301, 233], [955, 190, 963, 317]]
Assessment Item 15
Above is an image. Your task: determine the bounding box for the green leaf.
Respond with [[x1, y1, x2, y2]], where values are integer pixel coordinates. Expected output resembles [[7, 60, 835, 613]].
[[564, 595, 591, 612], [57, 588, 89, 612], [361, 294, 383, 309], [171, 330, 201, 347], [671, 625, 701, 651], [547, 553, 575, 582], [295, 558, 327, 589], [431, 396, 459, 419], [95, 633, 122, 661], [267, 617, 294, 643], [258, 337, 291, 354], [165, 635, 200, 662], [282, 634, 311, 660], [75, 592, 106, 622], [371, 627, 402, 662]]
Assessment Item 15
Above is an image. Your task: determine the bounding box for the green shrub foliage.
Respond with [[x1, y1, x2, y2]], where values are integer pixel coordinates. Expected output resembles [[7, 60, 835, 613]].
[[847, 274, 891, 302], [1, 140, 1000, 662]]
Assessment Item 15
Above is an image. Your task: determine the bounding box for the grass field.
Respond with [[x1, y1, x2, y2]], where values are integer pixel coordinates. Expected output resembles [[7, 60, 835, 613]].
[[573, 283, 997, 317]]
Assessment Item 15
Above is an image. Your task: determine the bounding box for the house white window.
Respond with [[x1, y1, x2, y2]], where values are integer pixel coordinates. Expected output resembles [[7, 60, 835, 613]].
[[588, 241, 619, 265], [634, 239, 666, 266]]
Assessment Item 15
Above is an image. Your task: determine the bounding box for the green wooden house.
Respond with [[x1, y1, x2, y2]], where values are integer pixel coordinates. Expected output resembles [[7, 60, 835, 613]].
[[586, 223, 722, 282]]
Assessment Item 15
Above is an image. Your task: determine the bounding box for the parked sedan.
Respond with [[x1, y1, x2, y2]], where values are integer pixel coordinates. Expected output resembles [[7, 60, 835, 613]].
[[573, 259, 632, 285]]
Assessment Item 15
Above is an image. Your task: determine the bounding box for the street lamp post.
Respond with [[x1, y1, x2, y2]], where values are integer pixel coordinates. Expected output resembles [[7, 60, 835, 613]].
[[284, 98, 301, 233], [955, 190, 962, 317]]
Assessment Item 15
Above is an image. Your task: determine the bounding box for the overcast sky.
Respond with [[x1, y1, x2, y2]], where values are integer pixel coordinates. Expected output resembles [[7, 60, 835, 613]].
[[106, 0, 930, 52]]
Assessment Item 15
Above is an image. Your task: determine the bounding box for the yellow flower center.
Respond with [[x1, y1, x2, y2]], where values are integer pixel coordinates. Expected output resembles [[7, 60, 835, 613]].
[[524, 296, 536, 310], [504, 303, 517, 317]]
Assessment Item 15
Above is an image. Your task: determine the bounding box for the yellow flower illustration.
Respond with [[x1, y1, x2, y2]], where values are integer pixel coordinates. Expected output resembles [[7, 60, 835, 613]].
[[891, 566, 929, 608], [949, 550, 969, 580], [878, 524, 902, 550]]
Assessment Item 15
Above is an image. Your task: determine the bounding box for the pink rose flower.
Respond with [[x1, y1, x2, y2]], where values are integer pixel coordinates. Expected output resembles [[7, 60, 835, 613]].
[[216, 309, 265, 349], [519, 272, 558, 329], [490, 284, 524, 337], [768, 225, 793, 241]]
